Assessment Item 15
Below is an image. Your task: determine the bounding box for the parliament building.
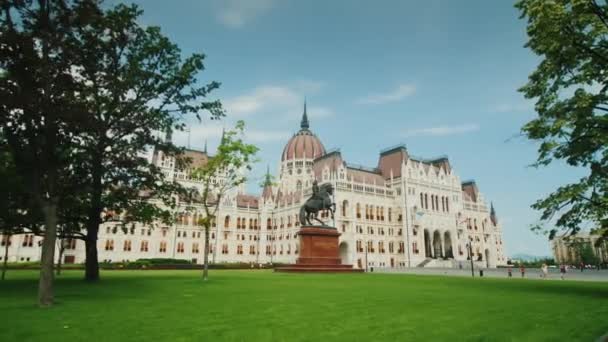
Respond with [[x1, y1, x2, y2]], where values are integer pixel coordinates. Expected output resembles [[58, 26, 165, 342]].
[[1, 104, 507, 269]]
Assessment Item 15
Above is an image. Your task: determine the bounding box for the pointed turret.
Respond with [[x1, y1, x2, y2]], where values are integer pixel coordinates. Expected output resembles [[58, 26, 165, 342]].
[[164, 126, 172, 143], [300, 99, 309, 130], [220, 127, 226, 145], [203, 139, 208, 154], [490, 202, 498, 226], [262, 165, 274, 202]]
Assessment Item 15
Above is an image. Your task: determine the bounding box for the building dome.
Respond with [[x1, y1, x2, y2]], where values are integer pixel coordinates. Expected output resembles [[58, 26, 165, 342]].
[[281, 102, 326, 161]]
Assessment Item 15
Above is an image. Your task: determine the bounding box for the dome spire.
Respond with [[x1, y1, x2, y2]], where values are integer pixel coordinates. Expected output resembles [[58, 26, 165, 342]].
[[300, 99, 309, 130]]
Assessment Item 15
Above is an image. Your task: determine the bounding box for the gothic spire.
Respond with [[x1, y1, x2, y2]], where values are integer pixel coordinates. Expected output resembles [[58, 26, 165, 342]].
[[164, 126, 172, 143], [220, 127, 226, 145], [264, 164, 272, 186], [490, 202, 498, 225], [300, 99, 309, 130], [203, 139, 208, 154]]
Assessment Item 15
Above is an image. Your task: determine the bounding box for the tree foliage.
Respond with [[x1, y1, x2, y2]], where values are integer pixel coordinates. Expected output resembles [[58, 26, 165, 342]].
[[0, 0, 88, 306], [62, 2, 223, 281], [516, 0, 608, 242], [190, 121, 259, 281]]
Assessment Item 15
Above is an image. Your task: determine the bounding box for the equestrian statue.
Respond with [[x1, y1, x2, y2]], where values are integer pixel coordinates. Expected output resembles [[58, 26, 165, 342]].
[[299, 180, 336, 227]]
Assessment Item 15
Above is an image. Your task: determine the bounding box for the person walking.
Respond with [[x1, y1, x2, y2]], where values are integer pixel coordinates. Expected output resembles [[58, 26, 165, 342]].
[[507, 266, 512, 278], [580, 261, 585, 272], [560, 264, 566, 280], [520, 264, 525, 278], [541, 263, 548, 279]]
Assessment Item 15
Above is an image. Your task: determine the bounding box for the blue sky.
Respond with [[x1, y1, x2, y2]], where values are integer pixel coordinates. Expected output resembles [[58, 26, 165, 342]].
[[114, 0, 587, 257]]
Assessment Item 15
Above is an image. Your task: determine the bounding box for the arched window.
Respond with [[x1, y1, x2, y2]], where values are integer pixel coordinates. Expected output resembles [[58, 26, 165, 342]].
[[420, 193, 424, 207], [159, 241, 167, 253], [431, 195, 435, 210], [236, 217, 241, 229], [123, 240, 132, 251], [342, 200, 348, 217], [446, 198, 449, 212], [296, 180, 302, 191], [105, 239, 114, 251], [267, 218, 272, 229], [435, 196, 439, 211], [388, 208, 392, 222], [365, 205, 369, 220], [224, 215, 230, 228], [140, 240, 148, 252], [356, 203, 361, 218], [177, 242, 184, 253]]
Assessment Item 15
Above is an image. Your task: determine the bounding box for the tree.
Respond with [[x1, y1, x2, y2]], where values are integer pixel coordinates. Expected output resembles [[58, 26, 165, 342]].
[[567, 238, 600, 265], [0, 150, 36, 280], [64, 2, 223, 281], [191, 121, 258, 281], [0, 0, 86, 306], [516, 0, 608, 242]]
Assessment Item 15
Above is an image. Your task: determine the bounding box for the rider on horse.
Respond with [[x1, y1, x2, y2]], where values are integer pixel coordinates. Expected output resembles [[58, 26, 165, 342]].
[[299, 180, 336, 226]]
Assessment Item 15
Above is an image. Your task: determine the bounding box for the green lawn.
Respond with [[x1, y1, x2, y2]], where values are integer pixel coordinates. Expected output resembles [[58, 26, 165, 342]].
[[1, 270, 607, 341]]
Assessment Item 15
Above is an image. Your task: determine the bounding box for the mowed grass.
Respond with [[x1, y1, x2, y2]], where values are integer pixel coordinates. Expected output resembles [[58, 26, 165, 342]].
[[1, 270, 607, 342]]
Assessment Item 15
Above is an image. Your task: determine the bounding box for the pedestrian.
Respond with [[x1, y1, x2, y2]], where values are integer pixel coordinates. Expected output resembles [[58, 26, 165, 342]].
[[580, 261, 584, 272], [507, 266, 512, 278], [541, 263, 548, 279], [520, 264, 525, 278], [560, 264, 566, 280]]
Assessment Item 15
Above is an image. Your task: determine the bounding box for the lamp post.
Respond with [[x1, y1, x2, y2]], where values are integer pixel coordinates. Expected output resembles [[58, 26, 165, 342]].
[[467, 242, 474, 277], [458, 217, 475, 278], [365, 243, 368, 273]]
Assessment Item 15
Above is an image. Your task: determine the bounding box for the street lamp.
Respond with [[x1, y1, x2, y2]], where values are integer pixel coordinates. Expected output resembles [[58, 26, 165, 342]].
[[365, 242, 368, 273], [466, 241, 475, 277], [458, 217, 475, 278]]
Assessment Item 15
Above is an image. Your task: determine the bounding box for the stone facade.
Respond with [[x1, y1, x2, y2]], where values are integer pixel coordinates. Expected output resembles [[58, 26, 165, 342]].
[[0, 105, 507, 269], [551, 233, 608, 264]]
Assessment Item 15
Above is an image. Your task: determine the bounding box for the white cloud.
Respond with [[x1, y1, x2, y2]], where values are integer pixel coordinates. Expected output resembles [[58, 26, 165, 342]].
[[492, 102, 534, 113], [172, 121, 289, 150], [224, 86, 298, 116], [217, 0, 276, 29], [357, 84, 416, 105], [244, 130, 290, 143], [404, 124, 480, 137], [223, 83, 334, 121]]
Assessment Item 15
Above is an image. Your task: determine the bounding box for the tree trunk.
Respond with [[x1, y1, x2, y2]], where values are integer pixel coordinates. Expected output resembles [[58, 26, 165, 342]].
[[85, 154, 102, 282], [56, 240, 64, 276], [1, 233, 10, 281], [39, 202, 57, 307], [203, 225, 209, 281], [84, 231, 99, 282]]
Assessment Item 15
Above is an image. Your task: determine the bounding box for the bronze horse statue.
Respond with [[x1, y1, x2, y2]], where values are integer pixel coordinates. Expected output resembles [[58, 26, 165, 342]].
[[299, 183, 335, 226]]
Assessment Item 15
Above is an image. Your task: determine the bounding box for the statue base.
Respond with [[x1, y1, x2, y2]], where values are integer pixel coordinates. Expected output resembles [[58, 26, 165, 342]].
[[275, 226, 363, 273]]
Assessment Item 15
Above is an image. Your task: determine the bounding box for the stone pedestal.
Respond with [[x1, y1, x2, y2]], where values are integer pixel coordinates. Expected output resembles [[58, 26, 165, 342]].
[[275, 226, 362, 273]]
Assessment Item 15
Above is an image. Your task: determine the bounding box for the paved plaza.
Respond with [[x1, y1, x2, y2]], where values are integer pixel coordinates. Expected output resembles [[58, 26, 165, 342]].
[[377, 266, 608, 282]]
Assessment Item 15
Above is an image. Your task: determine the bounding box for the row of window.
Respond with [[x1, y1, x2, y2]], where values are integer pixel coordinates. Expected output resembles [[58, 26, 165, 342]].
[[355, 241, 405, 254], [420, 193, 450, 213], [354, 225, 402, 236], [353, 203, 402, 222], [0, 235, 77, 249], [103, 239, 209, 254]]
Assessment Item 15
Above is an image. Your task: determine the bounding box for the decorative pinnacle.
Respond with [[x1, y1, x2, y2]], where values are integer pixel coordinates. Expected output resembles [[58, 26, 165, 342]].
[[264, 165, 272, 186], [164, 126, 172, 143], [300, 99, 309, 130]]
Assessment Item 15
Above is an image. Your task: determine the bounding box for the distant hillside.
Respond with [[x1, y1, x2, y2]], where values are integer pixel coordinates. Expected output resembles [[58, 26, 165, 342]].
[[509, 253, 552, 261]]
